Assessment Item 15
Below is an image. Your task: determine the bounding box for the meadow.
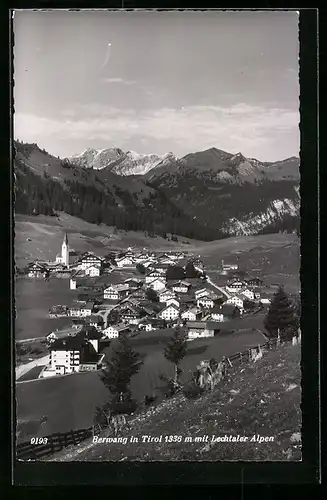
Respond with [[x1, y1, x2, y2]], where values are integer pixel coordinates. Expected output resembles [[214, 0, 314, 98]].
[[16, 328, 266, 443]]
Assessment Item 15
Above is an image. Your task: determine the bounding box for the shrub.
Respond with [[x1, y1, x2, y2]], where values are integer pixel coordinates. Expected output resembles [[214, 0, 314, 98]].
[[183, 382, 204, 400]]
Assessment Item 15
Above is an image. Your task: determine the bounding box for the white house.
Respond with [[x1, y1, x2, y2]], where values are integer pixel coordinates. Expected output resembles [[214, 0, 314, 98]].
[[145, 271, 165, 284], [187, 321, 219, 339], [79, 253, 102, 271], [260, 293, 271, 305], [159, 304, 180, 321], [103, 324, 130, 339], [103, 284, 130, 300], [221, 260, 238, 272], [171, 281, 191, 294], [181, 307, 201, 321], [225, 280, 247, 293], [78, 302, 94, 317], [116, 256, 134, 268], [48, 337, 83, 375], [226, 295, 244, 311], [84, 265, 101, 277], [148, 277, 166, 292], [197, 297, 215, 309], [158, 289, 176, 303], [239, 288, 255, 301], [70, 278, 77, 290]]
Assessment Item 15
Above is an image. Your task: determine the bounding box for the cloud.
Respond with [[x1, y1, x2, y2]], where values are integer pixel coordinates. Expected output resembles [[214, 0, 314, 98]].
[[100, 77, 137, 85], [14, 103, 299, 160]]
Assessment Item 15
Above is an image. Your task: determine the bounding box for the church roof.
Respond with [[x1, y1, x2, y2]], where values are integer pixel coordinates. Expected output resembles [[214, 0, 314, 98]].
[[64, 232, 68, 244]]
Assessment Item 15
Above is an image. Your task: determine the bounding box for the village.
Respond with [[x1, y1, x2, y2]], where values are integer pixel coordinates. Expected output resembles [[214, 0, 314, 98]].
[[18, 232, 276, 379]]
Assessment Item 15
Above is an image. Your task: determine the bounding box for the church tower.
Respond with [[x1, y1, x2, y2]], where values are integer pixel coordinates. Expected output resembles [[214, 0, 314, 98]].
[[61, 232, 69, 267]]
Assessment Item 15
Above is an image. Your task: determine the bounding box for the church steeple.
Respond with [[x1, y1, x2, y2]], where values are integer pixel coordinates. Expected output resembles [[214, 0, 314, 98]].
[[64, 232, 68, 245], [61, 232, 69, 267]]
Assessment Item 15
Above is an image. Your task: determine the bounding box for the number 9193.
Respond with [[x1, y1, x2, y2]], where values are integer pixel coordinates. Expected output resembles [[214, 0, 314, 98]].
[[30, 437, 48, 444]]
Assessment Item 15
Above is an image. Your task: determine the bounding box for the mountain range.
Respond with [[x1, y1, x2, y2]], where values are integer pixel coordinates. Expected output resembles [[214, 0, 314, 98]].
[[14, 140, 300, 240]]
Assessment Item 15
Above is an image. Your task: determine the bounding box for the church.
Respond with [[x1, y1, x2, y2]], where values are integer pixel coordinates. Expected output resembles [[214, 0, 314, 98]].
[[56, 232, 70, 267]]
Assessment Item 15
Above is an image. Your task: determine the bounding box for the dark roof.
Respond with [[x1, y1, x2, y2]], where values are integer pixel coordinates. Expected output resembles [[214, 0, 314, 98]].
[[50, 334, 86, 351], [186, 321, 221, 330]]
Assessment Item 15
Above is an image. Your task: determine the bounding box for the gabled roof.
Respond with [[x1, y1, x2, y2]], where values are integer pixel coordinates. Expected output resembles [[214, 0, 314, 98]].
[[50, 334, 86, 351]]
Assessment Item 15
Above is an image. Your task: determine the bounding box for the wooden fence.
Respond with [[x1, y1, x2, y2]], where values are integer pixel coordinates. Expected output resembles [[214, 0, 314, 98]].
[[16, 427, 93, 460]]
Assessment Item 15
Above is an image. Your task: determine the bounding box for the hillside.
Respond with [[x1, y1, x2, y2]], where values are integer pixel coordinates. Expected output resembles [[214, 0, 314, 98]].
[[14, 212, 197, 268], [14, 140, 300, 239], [49, 343, 301, 462]]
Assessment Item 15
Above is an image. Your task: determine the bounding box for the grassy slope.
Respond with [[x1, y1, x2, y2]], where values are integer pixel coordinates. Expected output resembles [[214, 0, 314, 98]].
[[49, 343, 301, 462], [14, 212, 197, 267]]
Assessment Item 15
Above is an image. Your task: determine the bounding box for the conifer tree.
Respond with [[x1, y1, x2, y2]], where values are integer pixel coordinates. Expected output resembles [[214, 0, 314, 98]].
[[164, 326, 188, 383], [264, 286, 298, 340], [99, 336, 143, 403]]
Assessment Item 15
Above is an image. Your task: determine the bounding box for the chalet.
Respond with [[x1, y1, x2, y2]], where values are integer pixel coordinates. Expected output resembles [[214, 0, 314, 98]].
[[120, 306, 143, 325], [124, 278, 142, 288], [225, 280, 247, 293], [139, 318, 165, 331], [84, 265, 101, 277], [86, 315, 105, 331], [158, 304, 180, 321], [148, 277, 166, 292], [226, 295, 244, 311], [149, 264, 168, 274], [129, 288, 148, 301], [181, 307, 202, 322], [239, 288, 255, 301], [26, 262, 48, 278], [79, 302, 95, 317], [145, 270, 165, 284], [115, 256, 135, 268], [260, 293, 271, 305], [103, 284, 130, 300], [46, 325, 84, 343], [171, 280, 191, 294], [192, 257, 204, 270], [79, 253, 102, 271], [210, 304, 240, 322], [158, 289, 176, 303], [134, 253, 150, 263], [197, 292, 218, 309], [186, 321, 221, 339], [103, 323, 130, 339], [47, 335, 100, 375], [165, 298, 180, 309], [246, 277, 263, 288]]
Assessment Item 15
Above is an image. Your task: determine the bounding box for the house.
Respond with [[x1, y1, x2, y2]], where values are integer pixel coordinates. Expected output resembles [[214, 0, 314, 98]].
[[158, 304, 180, 321], [120, 305, 143, 325], [186, 321, 221, 339], [79, 302, 95, 317], [246, 277, 263, 288], [171, 280, 191, 294], [165, 298, 180, 309], [181, 307, 202, 322], [124, 278, 142, 288], [145, 270, 165, 284], [103, 284, 130, 300], [158, 289, 176, 303], [85, 315, 105, 331], [84, 265, 101, 277], [192, 257, 204, 270], [225, 280, 247, 293], [115, 256, 135, 268], [139, 318, 166, 331], [47, 335, 99, 375], [197, 292, 218, 309], [79, 253, 102, 271], [260, 293, 271, 305], [210, 304, 240, 322], [26, 262, 48, 278], [226, 294, 244, 311], [46, 325, 84, 343], [148, 277, 166, 292], [103, 323, 130, 339], [239, 288, 255, 301]]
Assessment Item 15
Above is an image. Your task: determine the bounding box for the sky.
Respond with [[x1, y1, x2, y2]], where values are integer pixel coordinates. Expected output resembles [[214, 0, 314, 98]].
[[13, 10, 300, 161]]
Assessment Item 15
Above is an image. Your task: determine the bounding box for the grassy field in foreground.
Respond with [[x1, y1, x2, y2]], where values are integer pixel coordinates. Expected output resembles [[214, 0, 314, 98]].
[[16, 329, 266, 443], [49, 343, 301, 462]]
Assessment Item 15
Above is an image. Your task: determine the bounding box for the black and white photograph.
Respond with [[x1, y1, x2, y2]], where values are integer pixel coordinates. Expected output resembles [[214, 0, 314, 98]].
[[14, 9, 302, 463]]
